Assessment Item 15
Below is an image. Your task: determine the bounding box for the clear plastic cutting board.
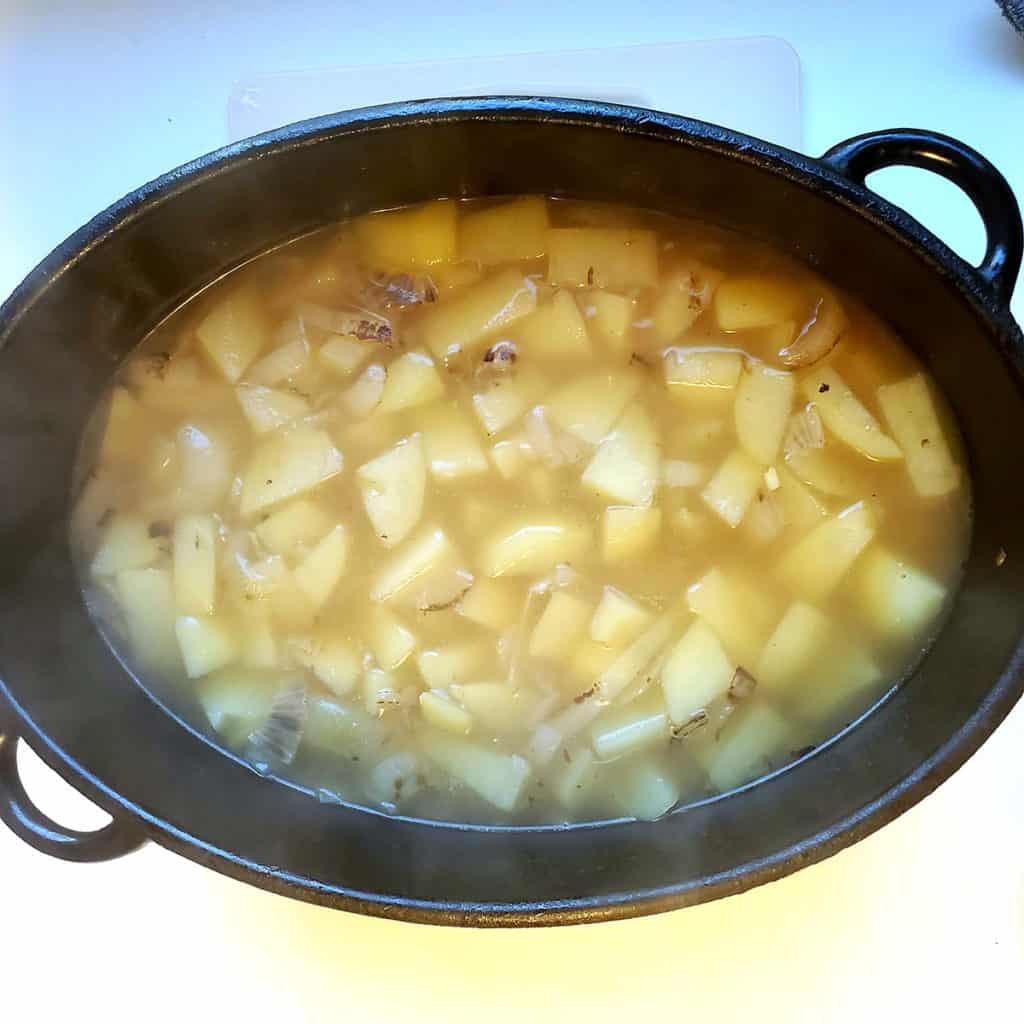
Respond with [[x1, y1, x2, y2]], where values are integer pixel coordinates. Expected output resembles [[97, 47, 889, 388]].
[[227, 36, 802, 149]]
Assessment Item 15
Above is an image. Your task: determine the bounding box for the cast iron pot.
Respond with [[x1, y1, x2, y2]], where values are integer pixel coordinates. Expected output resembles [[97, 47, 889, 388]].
[[1, 99, 1022, 927]]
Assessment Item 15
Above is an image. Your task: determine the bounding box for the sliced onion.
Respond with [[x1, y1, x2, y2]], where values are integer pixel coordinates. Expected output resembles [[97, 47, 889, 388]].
[[783, 404, 825, 455], [663, 459, 704, 488], [245, 683, 307, 771], [744, 490, 785, 544], [778, 292, 847, 367], [296, 302, 393, 345]]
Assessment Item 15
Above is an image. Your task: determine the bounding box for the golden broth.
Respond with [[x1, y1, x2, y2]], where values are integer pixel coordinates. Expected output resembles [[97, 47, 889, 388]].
[[72, 196, 971, 824]]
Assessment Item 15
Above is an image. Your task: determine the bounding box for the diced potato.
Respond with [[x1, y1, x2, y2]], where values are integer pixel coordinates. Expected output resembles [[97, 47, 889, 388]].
[[235, 383, 309, 434], [584, 290, 635, 353], [99, 387, 149, 464], [701, 449, 763, 527], [662, 460, 705, 488], [778, 500, 877, 600], [668, 415, 728, 455], [775, 467, 828, 531], [303, 693, 382, 755], [254, 499, 333, 560], [234, 602, 277, 669], [529, 591, 593, 661], [378, 349, 444, 412], [581, 403, 661, 507], [878, 373, 960, 497], [547, 228, 658, 290], [651, 263, 723, 344], [244, 333, 309, 386], [791, 643, 882, 722], [420, 731, 531, 812], [661, 619, 735, 725], [784, 442, 869, 498], [570, 639, 620, 682], [362, 666, 403, 716], [196, 667, 279, 745], [319, 335, 375, 377], [755, 601, 833, 691], [546, 370, 641, 443], [700, 702, 793, 792], [222, 549, 314, 632], [687, 568, 777, 668], [460, 196, 549, 264], [431, 261, 484, 295], [419, 403, 488, 480], [602, 505, 662, 563], [801, 368, 902, 461], [513, 290, 591, 358], [92, 515, 164, 576], [551, 745, 599, 810], [419, 690, 473, 735], [173, 514, 217, 615], [291, 632, 361, 695], [590, 587, 651, 648], [416, 268, 537, 361], [735, 361, 796, 465], [713, 274, 803, 331], [354, 200, 457, 269], [368, 606, 417, 670], [175, 614, 238, 678], [612, 758, 680, 820], [239, 427, 343, 518], [370, 527, 472, 607], [116, 567, 181, 676], [490, 435, 532, 479], [452, 682, 548, 736], [357, 435, 426, 548], [293, 524, 348, 608], [416, 641, 491, 689], [196, 285, 268, 382], [471, 365, 547, 436], [455, 578, 521, 631], [591, 696, 670, 760], [176, 422, 235, 514], [479, 515, 591, 576], [854, 547, 947, 635], [664, 348, 743, 398], [342, 363, 387, 418]]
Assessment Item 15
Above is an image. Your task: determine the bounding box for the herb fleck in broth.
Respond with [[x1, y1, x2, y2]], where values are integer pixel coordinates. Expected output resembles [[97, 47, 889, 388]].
[[72, 196, 971, 824]]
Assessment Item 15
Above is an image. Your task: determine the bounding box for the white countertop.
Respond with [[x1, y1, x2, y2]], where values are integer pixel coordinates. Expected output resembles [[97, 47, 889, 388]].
[[1, 2, 1023, 1021]]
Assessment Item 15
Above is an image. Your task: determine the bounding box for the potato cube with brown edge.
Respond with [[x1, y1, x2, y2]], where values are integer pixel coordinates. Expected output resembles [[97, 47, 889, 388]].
[[547, 228, 658, 290], [459, 196, 549, 264], [416, 268, 537, 361], [239, 427, 343, 519], [371, 527, 473, 609], [455, 578, 522, 631], [356, 435, 427, 549], [529, 591, 592, 661], [354, 199, 457, 269]]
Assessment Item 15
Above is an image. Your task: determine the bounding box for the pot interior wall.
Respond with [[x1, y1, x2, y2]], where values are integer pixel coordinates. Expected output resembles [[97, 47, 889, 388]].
[[1, 110, 1022, 917]]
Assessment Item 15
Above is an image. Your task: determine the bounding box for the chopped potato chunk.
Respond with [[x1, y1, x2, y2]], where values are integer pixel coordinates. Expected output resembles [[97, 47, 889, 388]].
[[547, 228, 658, 289]]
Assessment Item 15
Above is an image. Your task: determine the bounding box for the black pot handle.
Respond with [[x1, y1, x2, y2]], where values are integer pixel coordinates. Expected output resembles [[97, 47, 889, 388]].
[[822, 129, 1023, 306], [0, 722, 147, 862]]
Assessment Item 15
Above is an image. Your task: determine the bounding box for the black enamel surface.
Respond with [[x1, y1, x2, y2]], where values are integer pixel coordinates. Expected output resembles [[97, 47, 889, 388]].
[[0, 99, 1022, 925]]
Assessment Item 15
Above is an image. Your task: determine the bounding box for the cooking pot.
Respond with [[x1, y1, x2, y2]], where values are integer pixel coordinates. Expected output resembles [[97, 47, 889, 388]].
[[1, 98, 1021, 926]]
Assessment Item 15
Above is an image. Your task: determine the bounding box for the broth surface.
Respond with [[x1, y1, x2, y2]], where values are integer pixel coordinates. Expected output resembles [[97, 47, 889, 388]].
[[72, 196, 971, 824]]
